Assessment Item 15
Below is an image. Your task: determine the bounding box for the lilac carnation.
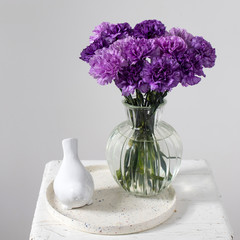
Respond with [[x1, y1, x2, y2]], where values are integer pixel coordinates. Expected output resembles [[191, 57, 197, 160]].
[[80, 23, 132, 63], [125, 38, 155, 63], [89, 47, 127, 85], [142, 55, 181, 92], [115, 62, 144, 96], [112, 37, 155, 63], [133, 20, 166, 39], [89, 22, 111, 43], [154, 36, 187, 55], [169, 28, 193, 46]]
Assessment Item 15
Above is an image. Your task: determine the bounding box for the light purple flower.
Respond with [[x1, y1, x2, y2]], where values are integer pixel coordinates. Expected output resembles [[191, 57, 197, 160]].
[[112, 37, 155, 63], [89, 22, 111, 43], [154, 36, 187, 55], [80, 22, 132, 63], [89, 47, 127, 85]]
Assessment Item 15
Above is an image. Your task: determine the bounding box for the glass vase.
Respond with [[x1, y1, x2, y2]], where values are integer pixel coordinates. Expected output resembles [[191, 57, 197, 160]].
[[106, 101, 183, 196]]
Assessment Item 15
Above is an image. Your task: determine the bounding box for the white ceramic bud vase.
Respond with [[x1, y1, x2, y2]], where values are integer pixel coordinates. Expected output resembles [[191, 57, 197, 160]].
[[53, 138, 94, 209]]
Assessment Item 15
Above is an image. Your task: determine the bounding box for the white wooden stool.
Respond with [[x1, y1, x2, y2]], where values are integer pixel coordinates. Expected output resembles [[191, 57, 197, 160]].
[[29, 159, 233, 240]]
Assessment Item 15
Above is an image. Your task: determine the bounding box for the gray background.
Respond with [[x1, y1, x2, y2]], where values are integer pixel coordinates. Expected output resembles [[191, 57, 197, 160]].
[[0, 0, 239, 239]]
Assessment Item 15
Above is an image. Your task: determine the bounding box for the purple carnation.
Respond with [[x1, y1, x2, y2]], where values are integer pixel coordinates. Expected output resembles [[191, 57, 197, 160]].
[[141, 55, 181, 92], [80, 38, 108, 63], [169, 28, 193, 46], [113, 37, 155, 63], [80, 20, 217, 95], [89, 47, 127, 85], [104, 23, 133, 44], [80, 22, 132, 63], [178, 36, 216, 86], [126, 38, 155, 63], [133, 20, 166, 39], [154, 36, 187, 55], [89, 22, 111, 43], [177, 49, 206, 87], [190, 36, 216, 68], [115, 62, 144, 96], [178, 54, 203, 86]]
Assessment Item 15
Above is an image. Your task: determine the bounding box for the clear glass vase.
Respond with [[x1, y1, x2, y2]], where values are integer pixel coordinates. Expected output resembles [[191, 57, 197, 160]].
[[106, 101, 183, 196]]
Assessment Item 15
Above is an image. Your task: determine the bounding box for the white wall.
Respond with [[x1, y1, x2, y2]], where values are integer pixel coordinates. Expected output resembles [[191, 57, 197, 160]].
[[0, 0, 239, 239]]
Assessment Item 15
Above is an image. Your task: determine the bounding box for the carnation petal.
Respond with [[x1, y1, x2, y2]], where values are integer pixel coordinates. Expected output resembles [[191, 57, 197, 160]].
[[169, 28, 193, 46]]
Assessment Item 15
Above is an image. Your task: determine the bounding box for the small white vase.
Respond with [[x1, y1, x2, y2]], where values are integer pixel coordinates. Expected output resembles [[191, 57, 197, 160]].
[[53, 138, 94, 209]]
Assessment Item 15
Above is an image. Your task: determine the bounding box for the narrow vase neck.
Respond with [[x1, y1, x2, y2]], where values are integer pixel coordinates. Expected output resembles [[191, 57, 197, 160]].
[[124, 102, 165, 131], [62, 138, 78, 159]]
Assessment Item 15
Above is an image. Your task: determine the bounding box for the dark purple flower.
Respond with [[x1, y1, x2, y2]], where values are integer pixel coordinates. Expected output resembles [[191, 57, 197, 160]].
[[190, 36, 216, 68], [141, 55, 181, 92], [176, 48, 206, 87], [133, 20, 166, 39], [178, 54, 203, 86], [154, 36, 187, 55], [177, 36, 216, 86], [80, 38, 108, 63], [169, 28, 193, 46], [104, 22, 133, 44], [115, 62, 144, 96], [89, 47, 127, 85]]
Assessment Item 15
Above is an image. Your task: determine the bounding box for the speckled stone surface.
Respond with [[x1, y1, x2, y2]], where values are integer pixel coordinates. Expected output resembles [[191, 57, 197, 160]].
[[46, 165, 176, 235]]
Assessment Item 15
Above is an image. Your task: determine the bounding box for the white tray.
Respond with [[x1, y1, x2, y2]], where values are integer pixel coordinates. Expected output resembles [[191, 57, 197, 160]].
[[46, 165, 176, 235]]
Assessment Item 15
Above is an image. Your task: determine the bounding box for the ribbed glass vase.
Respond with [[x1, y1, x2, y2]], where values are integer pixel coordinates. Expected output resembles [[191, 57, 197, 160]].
[[106, 101, 183, 196]]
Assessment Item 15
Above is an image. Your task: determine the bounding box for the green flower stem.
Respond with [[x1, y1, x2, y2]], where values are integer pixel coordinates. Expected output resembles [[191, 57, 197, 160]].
[[116, 107, 167, 193], [116, 90, 172, 194]]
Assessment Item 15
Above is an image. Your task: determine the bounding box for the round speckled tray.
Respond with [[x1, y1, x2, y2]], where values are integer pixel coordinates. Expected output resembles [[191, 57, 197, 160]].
[[46, 165, 176, 235]]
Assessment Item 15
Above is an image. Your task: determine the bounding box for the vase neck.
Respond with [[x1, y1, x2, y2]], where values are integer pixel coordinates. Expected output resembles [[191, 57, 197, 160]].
[[62, 138, 78, 159], [124, 103, 164, 131]]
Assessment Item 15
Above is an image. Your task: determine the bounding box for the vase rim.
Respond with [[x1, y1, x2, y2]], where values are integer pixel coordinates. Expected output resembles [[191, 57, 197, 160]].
[[122, 99, 167, 110]]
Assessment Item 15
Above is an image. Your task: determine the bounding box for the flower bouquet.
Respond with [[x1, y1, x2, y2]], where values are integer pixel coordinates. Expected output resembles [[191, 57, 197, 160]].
[[80, 20, 216, 196]]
